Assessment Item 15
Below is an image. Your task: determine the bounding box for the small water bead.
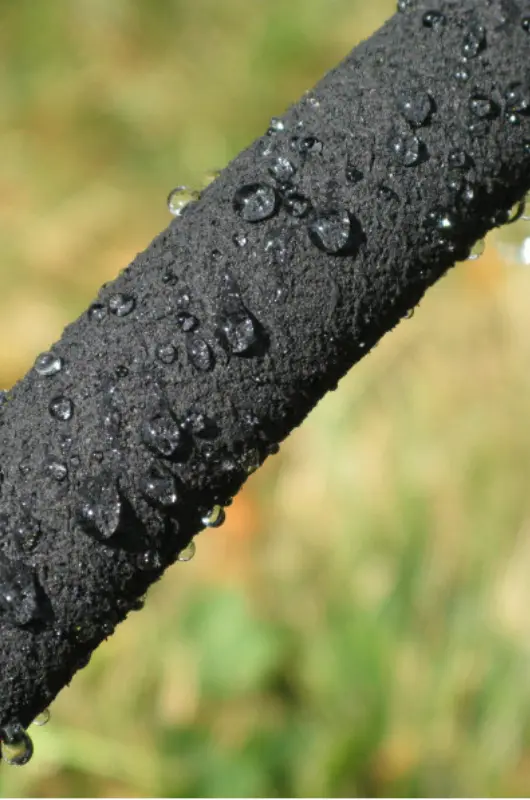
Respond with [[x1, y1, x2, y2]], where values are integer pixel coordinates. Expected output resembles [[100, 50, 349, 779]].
[[49, 395, 74, 422], [32, 709, 50, 727], [177, 540, 196, 562], [522, 16, 530, 33], [34, 352, 63, 377], [233, 183, 279, 223], [176, 311, 199, 332], [267, 117, 285, 135], [397, 90, 432, 127], [186, 336, 214, 372], [426, 208, 457, 236], [282, 190, 312, 218], [462, 24, 486, 58], [423, 10, 446, 30], [167, 186, 199, 216], [455, 66, 470, 82], [140, 464, 178, 507], [505, 82, 530, 114], [469, 95, 498, 119], [397, 0, 415, 10], [467, 239, 485, 260], [1, 724, 33, 766], [232, 232, 248, 248], [108, 293, 135, 317], [268, 157, 296, 184], [448, 149, 469, 169], [78, 475, 122, 539], [308, 209, 360, 256], [389, 130, 422, 166], [88, 303, 106, 322], [142, 409, 188, 460], [47, 460, 68, 482], [0, 557, 40, 626], [156, 343, 177, 364], [115, 365, 129, 379], [201, 505, 225, 528]]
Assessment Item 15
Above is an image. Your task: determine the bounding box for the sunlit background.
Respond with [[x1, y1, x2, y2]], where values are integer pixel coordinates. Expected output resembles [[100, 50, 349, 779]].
[[1, 0, 530, 796]]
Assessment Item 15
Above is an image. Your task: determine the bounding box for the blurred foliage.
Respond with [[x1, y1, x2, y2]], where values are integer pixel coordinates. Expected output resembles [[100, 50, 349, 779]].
[[1, 0, 530, 796]]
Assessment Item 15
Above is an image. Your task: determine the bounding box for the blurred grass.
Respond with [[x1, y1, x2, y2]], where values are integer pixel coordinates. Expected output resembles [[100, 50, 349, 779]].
[[1, 0, 530, 796]]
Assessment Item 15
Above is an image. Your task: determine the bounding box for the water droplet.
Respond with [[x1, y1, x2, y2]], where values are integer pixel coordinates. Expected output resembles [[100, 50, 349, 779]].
[[506, 199, 526, 224], [88, 303, 106, 322], [201, 505, 225, 528], [268, 156, 296, 183], [140, 464, 178, 507], [176, 289, 191, 310], [137, 551, 162, 571], [397, 90, 432, 127], [462, 24, 486, 58], [282, 190, 312, 218], [218, 310, 260, 355], [448, 149, 469, 169], [32, 709, 50, 727], [389, 130, 422, 166], [296, 136, 323, 156], [186, 336, 214, 372], [142, 409, 188, 460], [460, 181, 476, 205], [108, 293, 135, 317], [233, 184, 279, 223], [469, 94, 498, 119], [1, 724, 33, 766], [505, 82, 530, 114], [47, 460, 68, 482], [264, 230, 288, 265], [0, 557, 41, 626], [397, 0, 415, 10], [78, 474, 122, 540], [49, 396, 74, 422], [167, 186, 199, 216], [267, 117, 285, 135], [177, 540, 196, 562], [455, 66, 470, 83], [162, 270, 177, 286], [308, 209, 361, 256], [116, 365, 129, 379], [422, 10, 446, 29], [232, 232, 248, 248], [156, 343, 177, 364], [426, 208, 457, 235], [176, 312, 199, 332], [345, 161, 363, 183], [522, 16, 530, 32], [307, 95, 321, 109], [34, 352, 63, 377], [467, 239, 485, 260]]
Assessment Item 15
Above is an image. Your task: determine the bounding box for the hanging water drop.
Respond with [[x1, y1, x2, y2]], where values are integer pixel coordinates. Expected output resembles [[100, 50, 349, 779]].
[[177, 540, 196, 562], [233, 184, 279, 223], [389, 130, 422, 166], [186, 336, 214, 372], [34, 352, 63, 377], [49, 395, 74, 422], [397, 0, 415, 10], [201, 505, 225, 528], [32, 709, 50, 727], [167, 186, 199, 217], [467, 239, 485, 260], [308, 209, 361, 256], [1, 724, 33, 766], [397, 90, 432, 127], [108, 293, 135, 317]]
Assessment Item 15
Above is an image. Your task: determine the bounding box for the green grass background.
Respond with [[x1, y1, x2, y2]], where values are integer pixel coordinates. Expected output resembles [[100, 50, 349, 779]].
[[1, 0, 530, 796]]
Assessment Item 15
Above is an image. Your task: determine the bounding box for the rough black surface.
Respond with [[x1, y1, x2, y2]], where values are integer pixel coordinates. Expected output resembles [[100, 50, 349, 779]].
[[0, 0, 529, 736]]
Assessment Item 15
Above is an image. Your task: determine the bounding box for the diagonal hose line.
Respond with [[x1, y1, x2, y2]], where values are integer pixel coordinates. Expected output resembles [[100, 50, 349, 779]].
[[0, 0, 529, 759]]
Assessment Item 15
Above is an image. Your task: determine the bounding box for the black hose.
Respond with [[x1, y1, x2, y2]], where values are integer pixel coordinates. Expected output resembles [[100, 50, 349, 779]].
[[0, 0, 529, 761]]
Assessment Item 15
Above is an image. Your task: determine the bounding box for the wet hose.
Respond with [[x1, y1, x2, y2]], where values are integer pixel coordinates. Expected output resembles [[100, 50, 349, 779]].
[[0, 0, 529, 764]]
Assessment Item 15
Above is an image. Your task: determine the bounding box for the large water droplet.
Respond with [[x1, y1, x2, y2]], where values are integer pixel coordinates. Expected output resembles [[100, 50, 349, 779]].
[[469, 95, 498, 119], [156, 343, 177, 364], [0, 557, 41, 626], [422, 10, 446, 29], [32, 709, 50, 727], [462, 24, 486, 58], [307, 209, 361, 256], [140, 465, 178, 508], [34, 352, 63, 377], [49, 396, 74, 422], [397, 90, 432, 127], [142, 409, 188, 460], [268, 157, 296, 184], [1, 724, 33, 766], [201, 505, 225, 528], [78, 474, 122, 540], [282, 190, 312, 218], [233, 184, 279, 223], [177, 540, 196, 562], [218, 310, 260, 355], [108, 293, 135, 317], [467, 239, 485, 260], [167, 186, 199, 216], [186, 336, 214, 372], [389, 130, 422, 166]]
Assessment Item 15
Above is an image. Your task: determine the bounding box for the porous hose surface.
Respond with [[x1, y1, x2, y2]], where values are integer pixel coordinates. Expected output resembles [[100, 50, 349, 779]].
[[0, 0, 529, 734]]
